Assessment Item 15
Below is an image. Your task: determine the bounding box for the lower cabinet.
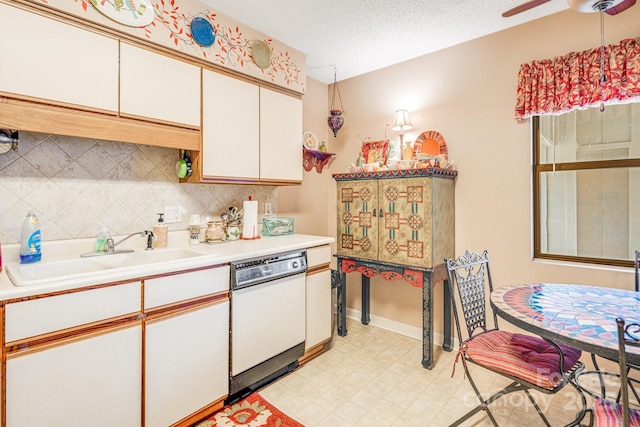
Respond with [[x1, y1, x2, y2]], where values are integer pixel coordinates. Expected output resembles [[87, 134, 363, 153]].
[[2, 266, 230, 427], [305, 269, 332, 350], [145, 300, 229, 427], [6, 324, 142, 427], [304, 245, 333, 355]]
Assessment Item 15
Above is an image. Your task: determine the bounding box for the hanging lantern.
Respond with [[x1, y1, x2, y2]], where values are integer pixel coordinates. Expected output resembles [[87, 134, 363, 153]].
[[328, 67, 345, 137]]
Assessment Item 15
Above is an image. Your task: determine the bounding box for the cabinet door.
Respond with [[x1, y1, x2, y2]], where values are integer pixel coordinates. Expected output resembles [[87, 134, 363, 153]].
[[0, 3, 118, 112], [145, 300, 229, 426], [259, 87, 303, 182], [6, 324, 142, 427], [120, 42, 200, 127], [202, 70, 259, 180], [306, 270, 332, 350], [377, 177, 434, 267], [336, 180, 379, 259]]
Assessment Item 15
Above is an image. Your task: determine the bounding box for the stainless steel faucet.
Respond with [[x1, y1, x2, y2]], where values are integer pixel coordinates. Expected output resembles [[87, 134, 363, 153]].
[[105, 230, 154, 252]]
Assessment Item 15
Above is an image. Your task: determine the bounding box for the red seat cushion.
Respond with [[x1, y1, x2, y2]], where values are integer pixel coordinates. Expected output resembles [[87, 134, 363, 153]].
[[594, 397, 640, 426], [462, 330, 582, 390]]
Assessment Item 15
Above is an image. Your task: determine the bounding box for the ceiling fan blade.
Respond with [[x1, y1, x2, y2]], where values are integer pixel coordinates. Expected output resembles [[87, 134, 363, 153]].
[[604, 0, 636, 15], [502, 0, 554, 17]]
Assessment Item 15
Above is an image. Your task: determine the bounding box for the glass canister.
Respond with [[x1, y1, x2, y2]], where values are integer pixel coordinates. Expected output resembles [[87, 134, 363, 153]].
[[226, 221, 240, 241], [189, 214, 201, 245], [205, 219, 225, 243]]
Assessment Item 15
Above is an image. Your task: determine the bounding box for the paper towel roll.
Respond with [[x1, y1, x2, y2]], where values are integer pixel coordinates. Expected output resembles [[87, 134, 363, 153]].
[[242, 199, 259, 239]]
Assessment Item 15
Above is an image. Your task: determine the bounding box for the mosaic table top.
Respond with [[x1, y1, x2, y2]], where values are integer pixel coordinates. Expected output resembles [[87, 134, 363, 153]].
[[491, 283, 640, 362]]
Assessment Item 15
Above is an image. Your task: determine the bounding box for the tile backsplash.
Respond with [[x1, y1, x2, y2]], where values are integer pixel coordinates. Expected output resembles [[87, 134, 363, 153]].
[[0, 132, 276, 244]]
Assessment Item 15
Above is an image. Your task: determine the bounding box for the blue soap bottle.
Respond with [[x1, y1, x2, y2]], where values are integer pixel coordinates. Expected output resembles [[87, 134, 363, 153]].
[[20, 209, 41, 264]]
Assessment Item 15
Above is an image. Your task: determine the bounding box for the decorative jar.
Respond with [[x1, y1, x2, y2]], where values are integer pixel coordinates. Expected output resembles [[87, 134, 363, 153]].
[[226, 221, 241, 241], [205, 219, 225, 243]]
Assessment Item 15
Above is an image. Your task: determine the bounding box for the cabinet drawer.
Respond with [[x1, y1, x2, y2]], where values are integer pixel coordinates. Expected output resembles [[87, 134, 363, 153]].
[[5, 282, 140, 342], [144, 266, 229, 309], [307, 245, 331, 268]]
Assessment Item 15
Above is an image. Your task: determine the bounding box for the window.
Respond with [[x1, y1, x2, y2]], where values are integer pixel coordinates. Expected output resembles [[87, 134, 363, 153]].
[[533, 103, 640, 267]]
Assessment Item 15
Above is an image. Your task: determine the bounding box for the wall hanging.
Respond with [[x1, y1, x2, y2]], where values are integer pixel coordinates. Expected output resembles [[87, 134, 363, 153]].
[[328, 67, 345, 137]]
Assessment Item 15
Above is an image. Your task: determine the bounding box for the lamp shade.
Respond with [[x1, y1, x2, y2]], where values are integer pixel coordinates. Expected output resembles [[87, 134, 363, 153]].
[[392, 110, 413, 132]]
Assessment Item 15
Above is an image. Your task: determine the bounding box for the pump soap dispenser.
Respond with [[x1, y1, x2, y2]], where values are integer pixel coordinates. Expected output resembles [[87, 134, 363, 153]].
[[153, 213, 168, 248]]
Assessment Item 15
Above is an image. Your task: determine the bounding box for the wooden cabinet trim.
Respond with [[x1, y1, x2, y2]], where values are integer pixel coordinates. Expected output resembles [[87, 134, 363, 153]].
[[144, 293, 229, 323], [169, 397, 226, 427], [306, 263, 331, 275], [0, 95, 200, 151], [0, 264, 226, 306], [5, 317, 142, 358]]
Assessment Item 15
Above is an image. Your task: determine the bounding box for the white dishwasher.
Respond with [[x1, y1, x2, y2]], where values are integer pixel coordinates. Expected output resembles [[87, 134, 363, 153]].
[[228, 250, 307, 400]]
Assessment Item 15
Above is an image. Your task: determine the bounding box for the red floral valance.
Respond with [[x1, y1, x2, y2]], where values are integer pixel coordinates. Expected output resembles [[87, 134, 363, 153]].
[[515, 37, 640, 120]]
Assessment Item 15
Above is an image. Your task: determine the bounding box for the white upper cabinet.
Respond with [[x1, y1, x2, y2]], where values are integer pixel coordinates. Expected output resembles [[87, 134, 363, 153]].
[[120, 42, 201, 127], [0, 3, 118, 112], [199, 75, 302, 184], [202, 69, 260, 180], [260, 87, 303, 182]]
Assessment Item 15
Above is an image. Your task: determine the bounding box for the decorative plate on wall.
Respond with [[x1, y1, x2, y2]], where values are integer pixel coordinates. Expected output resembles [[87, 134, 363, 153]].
[[190, 17, 215, 47], [414, 130, 447, 156], [91, 0, 155, 27], [302, 131, 319, 150], [251, 40, 272, 69]]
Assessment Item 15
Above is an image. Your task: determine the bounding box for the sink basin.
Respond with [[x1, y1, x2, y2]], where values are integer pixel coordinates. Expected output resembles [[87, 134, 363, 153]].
[[90, 248, 207, 269], [6, 258, 111, 287], [6, 248, 210, 287]]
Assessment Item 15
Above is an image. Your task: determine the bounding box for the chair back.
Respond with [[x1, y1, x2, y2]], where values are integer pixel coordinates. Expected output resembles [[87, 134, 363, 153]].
[[634, 250, 639, 292], [616, 317, 640, 426], [445, 250, 498, 343]]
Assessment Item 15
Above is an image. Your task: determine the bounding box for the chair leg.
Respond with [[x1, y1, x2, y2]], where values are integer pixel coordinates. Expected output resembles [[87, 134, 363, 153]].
[[449, 378, 535, 427], [628, 369, 640, 404], [590, 353, 609, 397], [523, 389, 551, 427], [592, 354, 640, 406]]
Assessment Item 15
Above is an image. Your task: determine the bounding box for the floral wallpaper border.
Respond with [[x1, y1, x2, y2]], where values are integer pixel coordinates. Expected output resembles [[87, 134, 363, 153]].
[[31, 0, 306, 93]]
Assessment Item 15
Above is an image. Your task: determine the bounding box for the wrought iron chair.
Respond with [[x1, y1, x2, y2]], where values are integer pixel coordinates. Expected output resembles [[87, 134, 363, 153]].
[[445, 250, 584, 426], [587, 250, 640, 403], [635, 250, 640, 293], [590, 317, 640, 426]]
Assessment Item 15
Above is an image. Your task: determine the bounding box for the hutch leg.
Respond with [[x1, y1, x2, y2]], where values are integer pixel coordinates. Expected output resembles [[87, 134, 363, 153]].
[[361, 275, 370, 325], [336, 258, 348, 337], [422, 272, 434, 369], [442, 279, 453, 352]]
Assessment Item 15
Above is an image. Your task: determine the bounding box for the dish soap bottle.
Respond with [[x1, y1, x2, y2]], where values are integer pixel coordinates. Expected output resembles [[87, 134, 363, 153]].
[[20, 209, 41, 264], [95, 226, 110, 253], [153, 213, 168, 249]]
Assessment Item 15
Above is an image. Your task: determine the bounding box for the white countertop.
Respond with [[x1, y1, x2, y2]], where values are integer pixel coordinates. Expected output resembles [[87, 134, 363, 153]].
[[0, 233, 334, 300]]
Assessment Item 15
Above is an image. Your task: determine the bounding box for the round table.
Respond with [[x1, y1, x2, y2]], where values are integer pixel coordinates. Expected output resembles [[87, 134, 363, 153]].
[[490, 283, 640, 365]]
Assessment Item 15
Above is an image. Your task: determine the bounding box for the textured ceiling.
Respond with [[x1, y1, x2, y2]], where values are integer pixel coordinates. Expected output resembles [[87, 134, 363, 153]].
[[200, 0, 571, 84]]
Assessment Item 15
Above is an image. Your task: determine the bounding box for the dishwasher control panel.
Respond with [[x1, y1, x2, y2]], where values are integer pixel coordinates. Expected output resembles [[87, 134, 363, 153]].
[[230, 250, 307, 290]]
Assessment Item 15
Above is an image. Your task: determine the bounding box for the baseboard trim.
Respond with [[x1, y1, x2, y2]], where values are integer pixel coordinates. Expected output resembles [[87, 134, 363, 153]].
[[344, 308, 459, 349]]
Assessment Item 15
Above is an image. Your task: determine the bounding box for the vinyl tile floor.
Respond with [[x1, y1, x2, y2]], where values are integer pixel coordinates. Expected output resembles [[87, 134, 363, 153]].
[[259, 318, 596, 427]]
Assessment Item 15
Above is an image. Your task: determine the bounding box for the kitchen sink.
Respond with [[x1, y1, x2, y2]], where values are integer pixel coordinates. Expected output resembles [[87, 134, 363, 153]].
[[90, 248, 207, 269], [6, 248, 210, 287]]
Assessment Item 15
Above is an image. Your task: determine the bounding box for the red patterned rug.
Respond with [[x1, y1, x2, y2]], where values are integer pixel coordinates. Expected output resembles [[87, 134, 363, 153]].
[[194, 392, 304, 427]]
